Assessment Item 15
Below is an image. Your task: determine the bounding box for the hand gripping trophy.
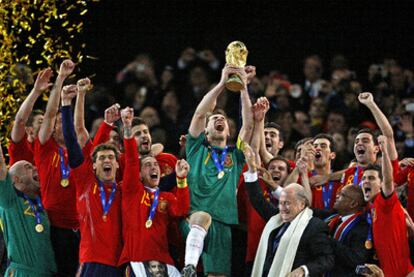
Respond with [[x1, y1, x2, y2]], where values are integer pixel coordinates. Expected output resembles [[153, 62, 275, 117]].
[[225, 41, 248, 92]]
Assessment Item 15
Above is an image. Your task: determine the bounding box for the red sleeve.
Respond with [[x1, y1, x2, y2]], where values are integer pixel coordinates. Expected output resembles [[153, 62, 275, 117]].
[[72, 154, 94, 195], [406, 169, 414, 220], [82, 140, 94, 163], [123, 138, 142, 194], [34, 137, 55, 165], [392, 159, 401, 186], [93, 121, 113, 146], [375, 191, 399, 214], [167, 186, 190, 217], [395, 165, 410, 186], [8, 133, 34, 165]]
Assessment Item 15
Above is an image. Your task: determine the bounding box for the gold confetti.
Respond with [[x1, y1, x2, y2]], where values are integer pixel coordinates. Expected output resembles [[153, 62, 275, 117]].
[[0, 0, 101, 147]]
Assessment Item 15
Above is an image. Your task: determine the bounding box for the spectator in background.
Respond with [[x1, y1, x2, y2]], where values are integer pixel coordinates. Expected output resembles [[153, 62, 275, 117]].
[[325, 110, 348, 136], [140, 107, 167, 148], [308, 97, 326, 136]]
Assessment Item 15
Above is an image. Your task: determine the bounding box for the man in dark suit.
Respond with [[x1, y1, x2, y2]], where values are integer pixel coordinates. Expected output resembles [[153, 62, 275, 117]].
[[326, 184, 372, 276], [243, 145, 334, 276]]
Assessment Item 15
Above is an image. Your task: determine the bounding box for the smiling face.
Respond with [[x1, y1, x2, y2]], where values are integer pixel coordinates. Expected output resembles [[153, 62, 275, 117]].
[[313, 138, 335, 169], [354, 133, 379, 166], [132, 124, 152, 155], [140, 156, 160, 188], [279, 185, 306, 223], [267, 159, 289, 187], [205, 114, 229, 143], [361, 169, 382, 202], [93, 149, 119, 183]]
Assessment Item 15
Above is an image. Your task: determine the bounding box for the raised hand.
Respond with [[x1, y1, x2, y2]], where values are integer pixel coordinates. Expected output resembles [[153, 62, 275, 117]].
[[377, 135, 387, 153], [175, 159, 190, 178], [150, 143, 164, 156], [120, 107, 134, 128], [33, 68, 53, 92], [253, 97, 269, 122], [242, 143, 257, 173], [296, 156, 309, 175], [358, 92, 375, 107], [104, 103, 121, 125], [61, 85, 78, 106], [219, 64, 246, 87], [258, 167, 278, 190], [59, 59, 75, 78], [245, 65, 256, 85], [77, 77, 92, 94]]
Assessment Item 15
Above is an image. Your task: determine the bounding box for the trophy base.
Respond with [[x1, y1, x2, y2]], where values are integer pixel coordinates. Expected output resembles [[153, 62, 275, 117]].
[[225, 74, 244, 92]]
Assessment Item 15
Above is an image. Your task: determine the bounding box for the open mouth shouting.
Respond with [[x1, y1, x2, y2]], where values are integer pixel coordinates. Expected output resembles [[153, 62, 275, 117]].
[[214, 121, 225, 132], [315, 152, 322, 160], [355, 146, 366, 157]]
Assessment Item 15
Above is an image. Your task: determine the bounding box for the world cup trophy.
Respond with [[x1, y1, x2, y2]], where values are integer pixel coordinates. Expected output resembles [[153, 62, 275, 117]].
[[225, 41, 248, 92]]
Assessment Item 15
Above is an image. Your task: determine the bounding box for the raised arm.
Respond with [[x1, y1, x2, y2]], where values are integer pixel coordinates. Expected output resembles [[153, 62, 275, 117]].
[[0, 143, 6, 181], [74, 77, 92, 147], [168, 159, 190, 217], [251, 97, 268, 156], [188, 65, 244, 137], [61, 85, 84, 168], [297, 156, 312, 205], [11, 68, 53, 143], [243, 143, 279, 221], [359, 92, 398, 161], [238, 66, 256, 143], [38, 60, 75, 144], [379, 135, 394, 197]]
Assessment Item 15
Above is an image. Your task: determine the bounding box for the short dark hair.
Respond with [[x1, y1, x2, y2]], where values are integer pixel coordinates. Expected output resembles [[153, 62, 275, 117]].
[[131, 117, 147, 128], [364, 163, 383, 180], [205, 109, 227, 126], [26, 109, 44, 127], [294, 137, 313, 153], [92, 143, 119, 163], [357, 128, 378, 145], [313, 133, 336, 153], [264, 122, 284, 142], [267, 155, 291, 173]]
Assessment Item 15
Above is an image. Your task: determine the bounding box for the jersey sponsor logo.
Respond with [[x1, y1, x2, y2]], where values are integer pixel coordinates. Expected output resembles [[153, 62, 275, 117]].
[[224, 154, 233, 168], [157, 199, 168, 213]]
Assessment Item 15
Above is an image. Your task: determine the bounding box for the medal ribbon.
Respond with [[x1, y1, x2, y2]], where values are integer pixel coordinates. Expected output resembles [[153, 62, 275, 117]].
[[97, 180, 117, 218], [23, 194, 43, 226], [59, 147, 70, 181], [322, 181, 334, 209], [210, 145, 228, 175], [366, 208, 373, 244], [146, 188, 160, 224], [353, 166, 361, 186]]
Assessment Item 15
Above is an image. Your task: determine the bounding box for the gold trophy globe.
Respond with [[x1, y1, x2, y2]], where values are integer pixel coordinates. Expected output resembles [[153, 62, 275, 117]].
[[225, 41, 248, 92]]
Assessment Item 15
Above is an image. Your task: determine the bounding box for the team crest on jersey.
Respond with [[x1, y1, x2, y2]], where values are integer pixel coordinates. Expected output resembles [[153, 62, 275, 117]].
[[224, 154, 233, 167], [158, 199, 168, 213], [371, 208, 377, 222]]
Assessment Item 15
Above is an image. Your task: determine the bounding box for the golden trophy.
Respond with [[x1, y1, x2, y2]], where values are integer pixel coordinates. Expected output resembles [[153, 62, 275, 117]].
[[225, 41, 248, 92]]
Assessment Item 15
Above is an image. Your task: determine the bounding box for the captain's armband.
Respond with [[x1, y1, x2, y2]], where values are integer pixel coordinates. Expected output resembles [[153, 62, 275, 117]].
[[176, 177, 188, 189]]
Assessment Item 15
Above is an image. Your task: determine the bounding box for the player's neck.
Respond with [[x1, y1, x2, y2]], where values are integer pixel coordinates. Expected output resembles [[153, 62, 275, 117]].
[[314, 165, 330, 176], [209, 139, 227, 149]]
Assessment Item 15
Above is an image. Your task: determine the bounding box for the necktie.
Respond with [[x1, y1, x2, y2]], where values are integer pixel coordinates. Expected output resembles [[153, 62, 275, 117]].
[[272, 222, 290, 254]]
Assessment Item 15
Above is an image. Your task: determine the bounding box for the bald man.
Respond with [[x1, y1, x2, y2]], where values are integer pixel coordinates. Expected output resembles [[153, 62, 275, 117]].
[[0, 146, 56, 276]]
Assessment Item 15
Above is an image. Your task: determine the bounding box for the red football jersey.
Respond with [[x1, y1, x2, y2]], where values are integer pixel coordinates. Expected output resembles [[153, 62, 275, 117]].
[[372, 192, 414, 277], [34, 138, 78, 229], [311, 180, 343, 210], [73, 141, 122, 266], [119, 138, 189, 266], [8, 133, 34, 166]]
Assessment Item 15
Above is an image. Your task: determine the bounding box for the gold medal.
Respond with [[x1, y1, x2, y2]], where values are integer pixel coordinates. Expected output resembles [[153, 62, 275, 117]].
[[35, 224, 44, 233], [102, 215, 107, 222], [218, 171, 225, 179], [60, 179, 69, 187], [365, 240, 373, 249], [145, 219, 152, 228]]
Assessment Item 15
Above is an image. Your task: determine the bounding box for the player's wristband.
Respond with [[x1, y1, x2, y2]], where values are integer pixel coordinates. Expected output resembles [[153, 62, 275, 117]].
[[176, 177, 188, 188]]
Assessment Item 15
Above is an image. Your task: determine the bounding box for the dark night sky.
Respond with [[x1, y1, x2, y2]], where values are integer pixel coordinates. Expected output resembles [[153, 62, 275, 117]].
[[82, 1, 414, 85]]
